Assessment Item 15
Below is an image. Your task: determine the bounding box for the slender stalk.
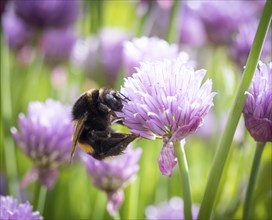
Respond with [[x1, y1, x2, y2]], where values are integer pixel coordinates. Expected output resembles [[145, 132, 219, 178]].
[[92, 191, 106, 219], [197, 2, 272, 219], [136, 2, 152, 36], [243, 142, 266, 219], [1, 36, 20, 198], [33, 183, 47, 214], [125, 179, 139, 219], [166, 0, 180, 43], [113, 211, 121, 220], [173, 140, 192, 220]]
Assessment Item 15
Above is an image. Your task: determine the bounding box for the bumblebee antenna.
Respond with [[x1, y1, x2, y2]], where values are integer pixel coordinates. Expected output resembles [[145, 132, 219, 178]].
[[119, 92, 131, 102]]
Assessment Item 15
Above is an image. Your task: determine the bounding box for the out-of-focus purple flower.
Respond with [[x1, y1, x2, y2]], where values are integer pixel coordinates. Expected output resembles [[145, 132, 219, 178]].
[[119, 57, 215, 175], [71, 37, 98, 69], [145, 197, 199, 220], [137, 0, 172, 16], [231, 21, 271, 68], [157, 0, 173, 11], [71, 28, 129, 86], [2, 10, 33, 50], [11, 99, 73, 189], [0, 195, 43, 220], [0, 0, 8, 17], [107, 190, 124, 216], [243, 61, 272, 142], [194, 111, 215, 139], [196, 1, 260, 45], [195, 111, 245, 143], [137, 0, 151, 16], [14, 0, 80, 29], [39, 28, 77, 66], [178, 3, 206, 48], [82, 147, 142, 216], [123, 37, 179, 75], [144, 5, 170, 39], [99, 28, 130, 82]]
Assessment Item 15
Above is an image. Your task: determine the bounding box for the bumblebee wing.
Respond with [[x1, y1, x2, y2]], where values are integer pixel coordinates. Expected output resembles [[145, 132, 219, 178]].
[[70, 113, 87, 162]]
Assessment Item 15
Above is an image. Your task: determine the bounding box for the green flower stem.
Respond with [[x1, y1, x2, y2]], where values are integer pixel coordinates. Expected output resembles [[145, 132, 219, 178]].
[[125, 179, 139, 219], [243, 142, 266, 220], [91, 191, 106, 219], [136, 4, 151, 37], [166, 0, 180, 43], [33, 183, 47, 215], [1, 37, 20, 198], [197, 2, 272, 219], [173, 140, 192, 220], [113, 211, 121, 220]]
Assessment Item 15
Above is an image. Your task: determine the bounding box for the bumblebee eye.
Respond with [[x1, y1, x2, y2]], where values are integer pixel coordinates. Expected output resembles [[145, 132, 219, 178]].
[[105, 93, 123, 111]]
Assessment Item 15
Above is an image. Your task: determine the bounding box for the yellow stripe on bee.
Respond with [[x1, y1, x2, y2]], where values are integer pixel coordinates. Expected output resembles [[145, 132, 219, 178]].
[[79, 143, 94, 154]]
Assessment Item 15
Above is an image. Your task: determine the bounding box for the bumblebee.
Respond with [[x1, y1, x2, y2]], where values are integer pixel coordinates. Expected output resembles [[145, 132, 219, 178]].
[[70, 88, 137, 160]]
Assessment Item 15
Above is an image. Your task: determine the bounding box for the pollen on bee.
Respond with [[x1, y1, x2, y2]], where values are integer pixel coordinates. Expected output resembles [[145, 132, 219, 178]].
[[79, 143, 95, 154]]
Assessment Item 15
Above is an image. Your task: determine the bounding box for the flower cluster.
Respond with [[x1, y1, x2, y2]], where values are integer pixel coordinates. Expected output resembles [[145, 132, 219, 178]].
[[13, 0, 80, 29], [243, 61, 272, 142], [40, 28, 77, 66], [11, 99, 73, 189], [2, 0, 80, 66], [178, 3, 206, 48], [2, 10, 33, 50], [0, 195, 43, 220], [195, 1, 262, 45], [145, 197, 199, 220], [123, 36, 180, 75], [72, 28, 129, 86], [231, 22, 271, 68], [119, 57, 215, 175], [82, 146, 142, 216]]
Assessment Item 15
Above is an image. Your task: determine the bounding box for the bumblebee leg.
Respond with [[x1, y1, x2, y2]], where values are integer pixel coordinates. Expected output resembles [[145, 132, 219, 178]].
[[111, 117, 124, 125], [90, 130, 112, 140], [100, 133, 138, 157]]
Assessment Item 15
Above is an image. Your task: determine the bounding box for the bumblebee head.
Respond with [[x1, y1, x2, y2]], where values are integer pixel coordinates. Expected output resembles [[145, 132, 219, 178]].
[[100, 89, 126, 112]]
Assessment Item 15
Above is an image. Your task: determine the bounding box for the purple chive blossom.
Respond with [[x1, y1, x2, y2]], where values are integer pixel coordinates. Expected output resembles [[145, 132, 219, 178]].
[[14, 0, 80, 29], [2, 10, 33, 50], [119, 57, 215, 175], [71, 28, 129, 86], [194, 111, 215, 139], [71, 37, 98, 69], [157, 0, 173, 11], [178, 3, 206, 48], [0, 195, 43, 220], [82, 147, 142, 216], [231, 21, 271, 68], [0, 0, 8, 16], [39, 28, 77, 66], [145, 197, 199, 220], [196, 1, 260, 45], [243, 61, 272, 142], [100, 28, 130, 82], [123, 37, 179, 76], [11, 99, 73, 189]]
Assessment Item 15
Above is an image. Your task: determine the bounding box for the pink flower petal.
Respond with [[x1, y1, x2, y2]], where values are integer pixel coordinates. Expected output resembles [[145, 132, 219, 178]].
[[158, 141, 177, 176], [106, 190, 124, 216]]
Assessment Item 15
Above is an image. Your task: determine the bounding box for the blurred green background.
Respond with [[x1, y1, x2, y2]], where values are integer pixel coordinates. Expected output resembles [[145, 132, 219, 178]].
[[1, 1, 271, 219]]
